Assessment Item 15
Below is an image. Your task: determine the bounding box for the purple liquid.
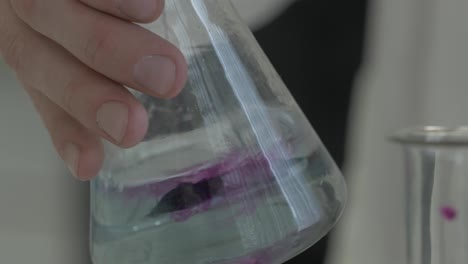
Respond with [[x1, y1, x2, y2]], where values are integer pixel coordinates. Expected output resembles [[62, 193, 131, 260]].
[[440, 206, 457, 221], [108, 150, 285, 223], [123, 150, 274, 196]]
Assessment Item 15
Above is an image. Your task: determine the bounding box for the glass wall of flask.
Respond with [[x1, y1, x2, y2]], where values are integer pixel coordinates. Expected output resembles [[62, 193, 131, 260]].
[[90, 1, 347, 263]]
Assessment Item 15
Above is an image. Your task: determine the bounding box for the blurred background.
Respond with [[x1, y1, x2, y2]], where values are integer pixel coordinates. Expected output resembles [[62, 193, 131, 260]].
[[1, 0, 468, 263]]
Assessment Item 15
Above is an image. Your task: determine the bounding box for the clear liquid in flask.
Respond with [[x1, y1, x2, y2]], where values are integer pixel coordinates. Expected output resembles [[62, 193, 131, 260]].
[[91, 106, 344, 264]]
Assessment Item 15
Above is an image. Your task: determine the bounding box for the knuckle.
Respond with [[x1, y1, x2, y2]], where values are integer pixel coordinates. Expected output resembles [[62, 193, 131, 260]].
[[48, 113, 75, 142], [50, 114, 70, 131], [10, 0, 38, 20], [83, 26, 117, 65], [61, 77, 83, 117], [1, 32, 26, 72]]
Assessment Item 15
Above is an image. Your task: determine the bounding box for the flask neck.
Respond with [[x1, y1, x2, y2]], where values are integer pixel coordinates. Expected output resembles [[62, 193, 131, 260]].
[[146, 0, 242, 52]]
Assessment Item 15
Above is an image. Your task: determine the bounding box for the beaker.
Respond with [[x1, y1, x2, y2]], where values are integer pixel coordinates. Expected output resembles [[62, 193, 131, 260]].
[[393, 126, 468, 264], [90, 1, 347, 263]]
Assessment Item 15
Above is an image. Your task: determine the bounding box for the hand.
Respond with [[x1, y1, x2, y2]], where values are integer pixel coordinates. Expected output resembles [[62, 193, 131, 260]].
[[0, 0, 188, 180]]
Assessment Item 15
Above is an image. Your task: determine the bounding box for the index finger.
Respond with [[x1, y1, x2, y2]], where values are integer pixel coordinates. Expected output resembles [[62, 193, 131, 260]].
[[11, 0, 188, 98]]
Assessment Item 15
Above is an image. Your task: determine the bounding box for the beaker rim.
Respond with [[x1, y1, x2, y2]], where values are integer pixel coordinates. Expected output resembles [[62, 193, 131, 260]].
[[391, 126, 468, 146]]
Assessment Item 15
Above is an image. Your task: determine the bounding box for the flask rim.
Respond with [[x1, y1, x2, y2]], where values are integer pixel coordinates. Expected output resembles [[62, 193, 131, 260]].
[[390, 126, 468, 146]]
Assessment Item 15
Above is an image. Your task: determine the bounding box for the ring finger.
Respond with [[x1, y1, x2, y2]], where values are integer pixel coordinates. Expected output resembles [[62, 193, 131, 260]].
[[24, 84, 104, 180]]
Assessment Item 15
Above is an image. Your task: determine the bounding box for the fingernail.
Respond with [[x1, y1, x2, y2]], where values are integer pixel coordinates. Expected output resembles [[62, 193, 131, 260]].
[[63, 143, 80, 178], [118, 0, 157, 21], [97, 102, 129, 143], [133, 55, 176, 96]]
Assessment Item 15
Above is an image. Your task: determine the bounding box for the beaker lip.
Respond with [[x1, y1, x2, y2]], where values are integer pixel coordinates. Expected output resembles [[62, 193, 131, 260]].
[[390, 126, 468, 146]]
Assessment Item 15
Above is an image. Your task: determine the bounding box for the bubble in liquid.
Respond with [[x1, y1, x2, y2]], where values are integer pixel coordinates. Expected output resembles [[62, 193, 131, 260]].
[[440, 206, 457, 221]]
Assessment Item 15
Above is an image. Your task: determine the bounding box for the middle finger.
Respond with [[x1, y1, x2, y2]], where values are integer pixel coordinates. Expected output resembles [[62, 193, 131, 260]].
[[10, 0, 188, 98]]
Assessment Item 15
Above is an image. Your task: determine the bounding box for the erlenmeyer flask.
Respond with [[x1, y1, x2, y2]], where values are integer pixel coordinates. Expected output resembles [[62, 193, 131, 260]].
[[90, 1, 346, 263], [392, 126, 468, 264]]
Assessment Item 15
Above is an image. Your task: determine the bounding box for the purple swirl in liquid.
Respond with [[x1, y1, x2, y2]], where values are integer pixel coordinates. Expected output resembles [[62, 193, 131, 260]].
[[118, 150, 286, 222], [125, 150, 276, 195]]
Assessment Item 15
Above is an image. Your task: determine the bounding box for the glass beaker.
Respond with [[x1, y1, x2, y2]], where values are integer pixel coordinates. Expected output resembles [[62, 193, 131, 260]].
[[90, 1, 347, 263], [392, 126, 468, 264]]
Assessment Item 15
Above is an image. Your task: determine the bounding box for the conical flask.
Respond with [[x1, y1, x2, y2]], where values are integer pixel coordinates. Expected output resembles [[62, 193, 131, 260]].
[[393, 126, 468, 264], [90, 1, 346, 263]]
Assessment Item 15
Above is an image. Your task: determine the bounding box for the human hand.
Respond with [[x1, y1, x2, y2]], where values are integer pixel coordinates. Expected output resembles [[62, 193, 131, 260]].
[[0, 0, 188, 180]]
